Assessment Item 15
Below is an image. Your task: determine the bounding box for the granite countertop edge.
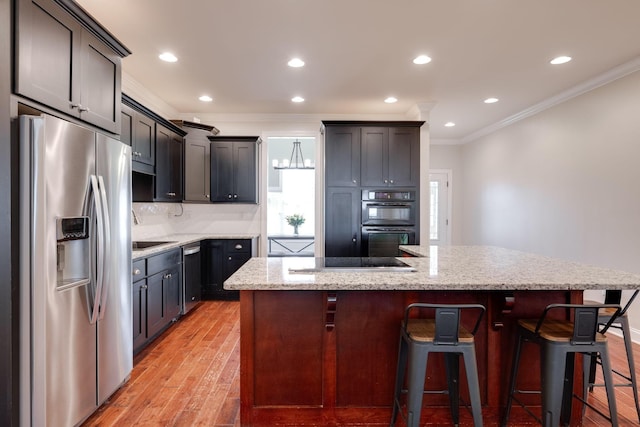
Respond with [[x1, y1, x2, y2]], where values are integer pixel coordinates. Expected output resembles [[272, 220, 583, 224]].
[[131, 233, 259, 260]]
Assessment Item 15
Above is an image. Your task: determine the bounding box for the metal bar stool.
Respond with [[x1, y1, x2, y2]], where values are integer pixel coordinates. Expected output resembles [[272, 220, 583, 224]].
[[502, 303, 621, 427], [390, 303, 485, 427], [583, 290, 640, 422]]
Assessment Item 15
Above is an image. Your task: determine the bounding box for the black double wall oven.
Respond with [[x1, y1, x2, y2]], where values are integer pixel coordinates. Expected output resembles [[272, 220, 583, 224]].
[[361, 189, 417, 257]]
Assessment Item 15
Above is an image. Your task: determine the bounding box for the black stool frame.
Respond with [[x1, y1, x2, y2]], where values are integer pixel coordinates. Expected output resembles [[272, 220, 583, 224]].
[[390, 303, 486, 427], [503, 303, 621, 427]]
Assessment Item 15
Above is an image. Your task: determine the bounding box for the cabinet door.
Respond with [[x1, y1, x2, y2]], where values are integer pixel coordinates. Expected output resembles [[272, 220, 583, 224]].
[[210, 142, 235, 202], [233, 141, 257, 203], [79, 30, 121, 134], [360, 127, 388, 187], [325, 188, 360, 257], [202, 240, 225, 299], [325, 126, 360, 187], [388, 127, 420, 187], [164, 265, 182, 321], [154, 125, 172, 201], [146, 271, 167, 339], [132, 278, 147, 353], [120, 104, 133, 146], [16, 0, 81, 117], [132, 112, 155, 169], [184, 131, 211, 201], [170, 133, 183, 200]]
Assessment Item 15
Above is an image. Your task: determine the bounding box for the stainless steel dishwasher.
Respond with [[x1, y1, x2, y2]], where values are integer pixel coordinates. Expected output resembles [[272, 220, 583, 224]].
[[182, 242, 202, 314]]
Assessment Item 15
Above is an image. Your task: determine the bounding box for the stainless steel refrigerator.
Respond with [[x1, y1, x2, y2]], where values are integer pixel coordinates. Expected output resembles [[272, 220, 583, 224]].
[[19, 114, 132, 426]]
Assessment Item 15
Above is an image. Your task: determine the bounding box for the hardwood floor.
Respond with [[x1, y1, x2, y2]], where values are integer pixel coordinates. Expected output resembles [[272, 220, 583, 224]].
[[83, 301, 640, 426]]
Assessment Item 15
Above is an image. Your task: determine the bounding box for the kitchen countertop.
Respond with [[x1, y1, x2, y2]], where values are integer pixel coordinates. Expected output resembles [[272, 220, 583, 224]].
[[224, 245, 640, 291], [131, 233, 259, 260]]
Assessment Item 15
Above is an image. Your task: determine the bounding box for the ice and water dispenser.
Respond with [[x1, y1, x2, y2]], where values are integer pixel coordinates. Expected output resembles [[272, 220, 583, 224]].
[[56, 217, 90, 290]]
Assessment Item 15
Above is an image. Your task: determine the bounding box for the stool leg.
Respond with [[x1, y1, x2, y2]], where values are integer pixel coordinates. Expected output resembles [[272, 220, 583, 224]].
[[582, 352, 595, 419], [406, 344, 429, 427], [620, 316, 640, 422], [598, 343, 619, 426], [390, 334, 408, 426], [462, 346, 483, 427], [444, 352, 460, 425], [541, 343, 566, 427], [560, 352, 575, 426], [502, 333, 524, 427]]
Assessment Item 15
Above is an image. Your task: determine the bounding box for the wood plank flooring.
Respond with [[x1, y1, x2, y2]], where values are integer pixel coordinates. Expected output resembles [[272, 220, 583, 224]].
[[82, 301, 640, 426]]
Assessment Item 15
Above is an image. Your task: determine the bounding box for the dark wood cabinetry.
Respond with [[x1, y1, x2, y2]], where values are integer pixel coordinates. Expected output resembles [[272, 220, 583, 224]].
[[172, 120, 220, 203], [203, 239, 257, 300], [322, 121, 423, 257], [208, 136, 260, 203], [132, 249, 182, 355], [155, 124, 183, 202], [324, 126, 360, 187], [14, 0, 129, 133], [123, 95, 186, 202], [360, 126, 420, 187], [325, 188, 360, 257]]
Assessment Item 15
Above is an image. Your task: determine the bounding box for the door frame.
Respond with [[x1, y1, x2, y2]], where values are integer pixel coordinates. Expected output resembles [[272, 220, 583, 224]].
[[429, 169, 452, 246]]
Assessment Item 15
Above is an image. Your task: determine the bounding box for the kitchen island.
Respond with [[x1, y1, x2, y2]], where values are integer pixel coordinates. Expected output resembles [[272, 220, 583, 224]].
[[224, 246, 640, 426]]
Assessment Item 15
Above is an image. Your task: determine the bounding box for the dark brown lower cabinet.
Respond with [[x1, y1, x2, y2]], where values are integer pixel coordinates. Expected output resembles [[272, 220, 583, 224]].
[[239, 289, 584, 426], [132, 249, 182, 354], [202, 239, 256, 300]]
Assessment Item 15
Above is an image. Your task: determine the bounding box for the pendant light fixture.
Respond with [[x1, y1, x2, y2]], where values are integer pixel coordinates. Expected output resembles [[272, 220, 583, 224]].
[[272, 139, 314, 169]]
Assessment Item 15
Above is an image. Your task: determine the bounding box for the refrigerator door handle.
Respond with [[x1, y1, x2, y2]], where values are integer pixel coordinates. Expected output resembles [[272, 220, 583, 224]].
[[89, 175, 105, 325], [96, 175, 111, 320]]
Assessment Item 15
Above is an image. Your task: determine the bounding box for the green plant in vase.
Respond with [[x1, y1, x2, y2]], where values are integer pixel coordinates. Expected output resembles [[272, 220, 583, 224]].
[[286, 214, 305, 235]]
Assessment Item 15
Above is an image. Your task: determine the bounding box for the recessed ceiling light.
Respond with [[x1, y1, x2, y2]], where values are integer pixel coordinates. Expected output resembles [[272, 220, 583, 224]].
[[484, 97, 499, 104], [199, 95, 213, 102], [550, 56, 572, 65], [158, 52, 178, 63], [413, 55, 432, 65], [384, 97, 398, 104], [291, 96, 304, 103], [444, 122, 456, 127], [288, 58, 305, 68]]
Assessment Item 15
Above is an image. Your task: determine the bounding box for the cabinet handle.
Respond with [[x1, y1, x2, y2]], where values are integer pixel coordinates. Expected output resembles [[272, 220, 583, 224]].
[[70, 103, 80, 109], [164, 273, 172, 279], [133, 268, 141, 275], [228, 257, 232, 261], [389, 179, 394, 184], [352, 179, 357, 184], [78, 106, 90, 113], [233, 194, 238, 199], [166, 192, 176, 197], [141, 284, 148, 290], [235, 244, 243, 249], [191, 296, 196, 301], [228, 194, 232, 199], [384, 179, 388, 183]]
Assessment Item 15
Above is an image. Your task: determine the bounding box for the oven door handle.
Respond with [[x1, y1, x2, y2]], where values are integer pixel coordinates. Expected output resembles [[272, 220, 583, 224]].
[[365, 202, 411, 207], [363, 227, 414, 232]]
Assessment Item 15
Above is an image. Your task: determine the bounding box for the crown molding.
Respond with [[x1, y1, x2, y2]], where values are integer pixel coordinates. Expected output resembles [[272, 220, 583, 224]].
[[460, 56, 640, 145]]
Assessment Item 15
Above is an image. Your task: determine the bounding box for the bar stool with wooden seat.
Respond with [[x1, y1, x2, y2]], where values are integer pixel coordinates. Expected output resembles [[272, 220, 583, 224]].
[[390, 303, 485, 427], [583, 290, 640, 422], [502, 303, 621, 427]]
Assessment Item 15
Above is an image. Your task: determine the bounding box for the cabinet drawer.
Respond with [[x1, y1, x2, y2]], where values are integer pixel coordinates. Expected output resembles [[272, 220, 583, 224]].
[[132, 259, 146, 279], [225, 239, 251, 254], [147, 248, 181, 276]]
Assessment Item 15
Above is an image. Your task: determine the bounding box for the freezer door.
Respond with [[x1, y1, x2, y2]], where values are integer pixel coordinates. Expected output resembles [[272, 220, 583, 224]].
[[20, 115, 98, 427], [95, 133, 133, 404]]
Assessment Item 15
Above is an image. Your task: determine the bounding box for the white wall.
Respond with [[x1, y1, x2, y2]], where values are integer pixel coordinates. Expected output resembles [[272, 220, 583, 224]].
[[458, 70, 640, 336]]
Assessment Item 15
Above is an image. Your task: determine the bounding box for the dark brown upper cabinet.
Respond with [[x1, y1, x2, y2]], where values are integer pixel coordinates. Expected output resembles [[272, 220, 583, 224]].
[[15, 0, 130, 133], [208, 136, 260, 204]]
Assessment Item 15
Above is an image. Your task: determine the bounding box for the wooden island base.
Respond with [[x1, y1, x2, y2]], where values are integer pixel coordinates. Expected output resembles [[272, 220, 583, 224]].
[[239, 289, 583, 426]]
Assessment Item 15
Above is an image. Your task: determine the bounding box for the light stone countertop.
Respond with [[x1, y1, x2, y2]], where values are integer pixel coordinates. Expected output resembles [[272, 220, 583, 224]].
[[224, 245, 640, 291], [131, 233, 259, 260]]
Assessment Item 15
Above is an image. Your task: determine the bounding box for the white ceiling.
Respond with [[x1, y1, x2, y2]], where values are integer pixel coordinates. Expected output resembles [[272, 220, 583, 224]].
[[77, 0, 640, 141]]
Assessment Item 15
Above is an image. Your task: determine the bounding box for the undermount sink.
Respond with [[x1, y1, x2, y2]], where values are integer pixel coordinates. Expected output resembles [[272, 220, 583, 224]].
[[132, 241, 176, 250]]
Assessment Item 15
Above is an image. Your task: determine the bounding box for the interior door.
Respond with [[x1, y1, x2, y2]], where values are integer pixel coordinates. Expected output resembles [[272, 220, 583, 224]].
[[429, 171, 450, 245]]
